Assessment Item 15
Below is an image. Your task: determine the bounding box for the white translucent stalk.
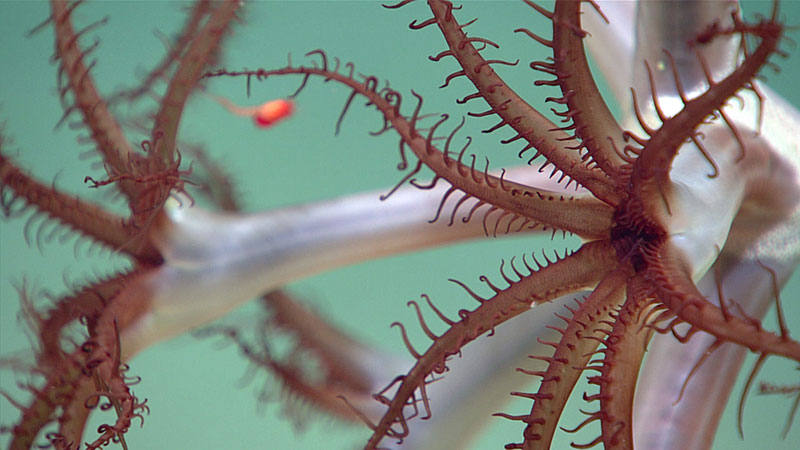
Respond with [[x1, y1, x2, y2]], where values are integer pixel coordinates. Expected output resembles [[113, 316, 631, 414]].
[[375, 2, 800, 449], [386, 291, 584, 450], [634, 80, 800, 450], [118, 166, 583, 359], [590, 1, 800, 449], [400, 2, 800, 447]]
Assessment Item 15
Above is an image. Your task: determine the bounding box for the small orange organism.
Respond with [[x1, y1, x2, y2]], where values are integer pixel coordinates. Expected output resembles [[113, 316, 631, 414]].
[[210, 94, 294, 128]]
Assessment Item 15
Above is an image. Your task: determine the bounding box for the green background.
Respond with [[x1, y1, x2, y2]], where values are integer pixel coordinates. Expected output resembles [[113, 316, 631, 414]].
[[1, 1, 798, 449]]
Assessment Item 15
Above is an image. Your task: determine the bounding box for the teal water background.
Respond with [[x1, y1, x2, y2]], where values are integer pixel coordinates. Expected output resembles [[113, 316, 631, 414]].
[[1, 2, 799, 449]]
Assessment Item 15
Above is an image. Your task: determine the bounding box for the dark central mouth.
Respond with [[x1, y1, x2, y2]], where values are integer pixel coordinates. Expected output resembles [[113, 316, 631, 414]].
[[610, 207, 666, 272]]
